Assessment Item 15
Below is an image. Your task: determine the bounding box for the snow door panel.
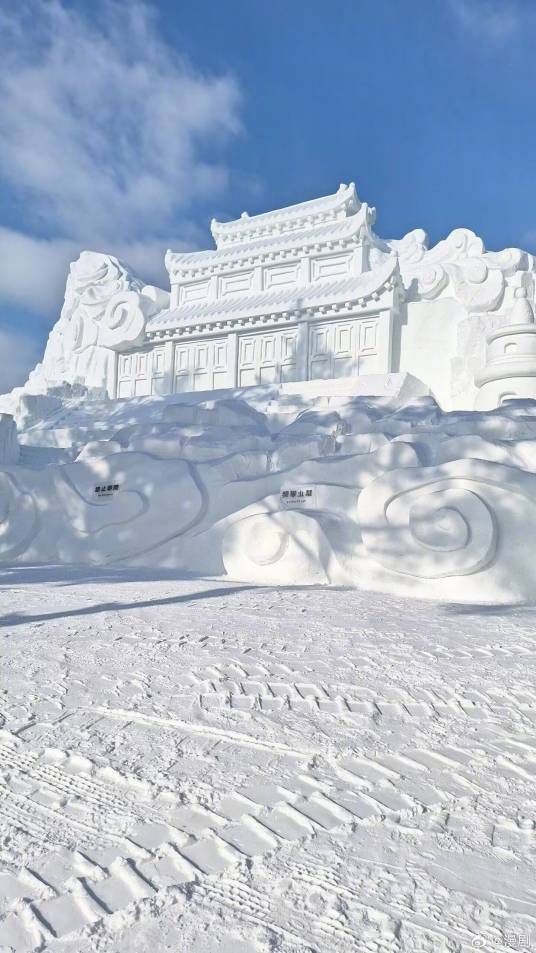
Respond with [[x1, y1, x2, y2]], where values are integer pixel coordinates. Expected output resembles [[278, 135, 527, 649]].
[[117, 381, 132, 399], [151, 347, 168, 396], [192, 343, 211, 392], [238, 336, 258, 387], [360, 321, 377, 352], [206, 338, 229, 390], [357, 320, 380, 374], [117, 354, 133, 399], [238, 329, 298, 386], [333, 322, 355, 378], [308, 319, 364, 381], [172, 338, 229, 393], [280, 332, 299, 382], [309, 325, 334, 380], [174, 345, 191, 393], [213, 341, 229, 389], [259, 334, 278, 384], [117, 349, 163, 398], [133, 353, 151, 397]]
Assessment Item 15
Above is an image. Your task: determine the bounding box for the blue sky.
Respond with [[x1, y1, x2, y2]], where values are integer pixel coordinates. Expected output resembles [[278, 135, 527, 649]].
[[0, 0, 535, 391]]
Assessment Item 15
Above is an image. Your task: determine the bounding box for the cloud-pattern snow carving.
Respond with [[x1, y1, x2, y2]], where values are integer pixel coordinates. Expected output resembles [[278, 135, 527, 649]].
[[7, 390, 536, 603], [54, 454, 204, 563], [359, 475, 496, 578], [222, 510, 331, 585], [25, 252, 155, 395], [392, 227, 534, 312], [357, 458, 536, 600], [0, 472, 38, 558]]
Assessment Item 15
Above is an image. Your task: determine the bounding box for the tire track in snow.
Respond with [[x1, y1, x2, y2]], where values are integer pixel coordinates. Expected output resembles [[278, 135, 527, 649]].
[[187, 658, 536, 723], [0, 724, 529, 949]]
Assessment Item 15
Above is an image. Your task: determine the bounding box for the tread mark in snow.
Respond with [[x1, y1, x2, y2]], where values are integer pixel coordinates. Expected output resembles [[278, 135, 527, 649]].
[[0, 725, 530, 949]]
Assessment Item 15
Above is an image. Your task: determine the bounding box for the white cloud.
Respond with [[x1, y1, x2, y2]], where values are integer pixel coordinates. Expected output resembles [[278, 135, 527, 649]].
[[0, 327, 42, 393], [0, 228, 197, 318], [0, 229, 79, 317], [448, 0, 527, 41], [524, 229, 536, 253], [0, 1, 241, 241], [0, 0, 242, 333], [111, 233, 202, 290]]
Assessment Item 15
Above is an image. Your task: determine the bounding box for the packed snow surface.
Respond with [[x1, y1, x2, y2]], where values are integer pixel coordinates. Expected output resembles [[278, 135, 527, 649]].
[[1, 566, 535, 951]]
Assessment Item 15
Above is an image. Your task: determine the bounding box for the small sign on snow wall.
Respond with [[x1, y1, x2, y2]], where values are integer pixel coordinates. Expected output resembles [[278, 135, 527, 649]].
[[94, 483, 119, 498], [279, 485, 316, 508]]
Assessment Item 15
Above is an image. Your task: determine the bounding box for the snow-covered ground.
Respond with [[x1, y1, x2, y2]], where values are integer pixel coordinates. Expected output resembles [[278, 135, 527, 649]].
[[1, 566, 535, 952]]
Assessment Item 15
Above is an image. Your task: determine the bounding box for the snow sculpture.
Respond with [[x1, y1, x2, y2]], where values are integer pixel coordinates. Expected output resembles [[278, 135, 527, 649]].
[[475, 288, 536, 409], [195, 441, 420, 582], [392, 227, 526, 312], [2, 182, 535, 416], [435, 434, 536, 472], [3, 384, 536, 601], [56, 453, 204, 563], [0, 452, 203, 565], [2, 180, 536, 603], [17, 252, 169, 400]]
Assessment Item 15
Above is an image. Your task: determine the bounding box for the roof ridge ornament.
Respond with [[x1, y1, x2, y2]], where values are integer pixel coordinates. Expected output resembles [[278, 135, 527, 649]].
[[210, 183, 362, 248]]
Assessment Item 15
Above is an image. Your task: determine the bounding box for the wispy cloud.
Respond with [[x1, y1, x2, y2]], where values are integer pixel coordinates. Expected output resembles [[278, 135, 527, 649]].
[[448, 0, 527, 42], [0, 229, 80, 318], [0, 0, 242, 360], [524, 229, 536, 253], [0, 327, 42, 394], [0, 229, 194, 319]]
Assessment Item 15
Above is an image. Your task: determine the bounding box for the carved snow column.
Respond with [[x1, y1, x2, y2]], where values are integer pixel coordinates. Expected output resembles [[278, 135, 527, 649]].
[[252, 266, 263, 292], [300, 256, 311, 284], [351, 240, 369, 274], [296, 320, 309, 380], [207, 275, 219, 302], [107, 351, 119, 400], [163, 341, 175, 395], [227, 331, 239, 387], [475, 289, 536, 409]]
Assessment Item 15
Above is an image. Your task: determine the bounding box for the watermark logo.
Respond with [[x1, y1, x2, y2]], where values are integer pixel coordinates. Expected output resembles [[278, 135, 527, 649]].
[[472, 928, 532, 950], [504, 931, 532, 951]]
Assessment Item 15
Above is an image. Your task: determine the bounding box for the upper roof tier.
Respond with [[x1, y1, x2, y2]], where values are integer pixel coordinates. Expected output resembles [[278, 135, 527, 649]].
[[166, 201, 380, 279], [210, 182, 361, 249]]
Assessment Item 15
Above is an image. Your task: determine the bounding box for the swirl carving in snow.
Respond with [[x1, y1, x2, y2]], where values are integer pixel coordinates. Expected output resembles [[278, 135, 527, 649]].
[[357, 465, 499, 579], [0, 473, 39, 559], [222, 510, 331, 584], [62, 309, 98, 355], [28, 252, 157, 394], [98, 291, 146, 350]]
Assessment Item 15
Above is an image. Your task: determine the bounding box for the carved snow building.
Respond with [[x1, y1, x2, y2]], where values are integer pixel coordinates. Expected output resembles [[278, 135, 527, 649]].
[[119, 184, 399, 399], [30, 183, 536, 411]]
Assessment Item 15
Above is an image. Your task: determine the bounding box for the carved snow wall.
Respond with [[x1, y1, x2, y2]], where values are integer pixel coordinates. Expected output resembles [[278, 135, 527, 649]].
[[4, 390, 536, 604]]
